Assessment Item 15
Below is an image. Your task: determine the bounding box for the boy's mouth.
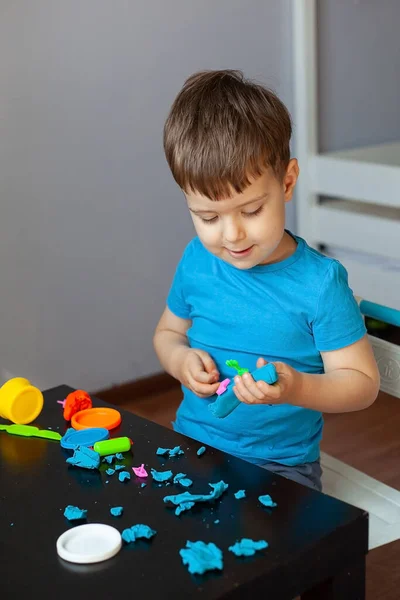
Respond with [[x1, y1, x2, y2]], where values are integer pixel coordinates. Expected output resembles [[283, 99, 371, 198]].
[[226, 245, 254, 258]]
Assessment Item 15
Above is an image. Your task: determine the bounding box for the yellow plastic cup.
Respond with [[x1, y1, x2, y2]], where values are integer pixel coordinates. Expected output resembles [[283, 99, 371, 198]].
[[0, 378, 44, 424]]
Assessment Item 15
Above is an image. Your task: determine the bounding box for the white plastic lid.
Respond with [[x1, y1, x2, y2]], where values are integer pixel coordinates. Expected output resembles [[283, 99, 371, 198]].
[[57, 523, 122, 564]]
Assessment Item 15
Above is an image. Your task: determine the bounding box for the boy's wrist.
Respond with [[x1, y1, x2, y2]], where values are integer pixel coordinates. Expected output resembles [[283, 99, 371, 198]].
[[287, 369, 307, 406], [169, 345, 190, 382]]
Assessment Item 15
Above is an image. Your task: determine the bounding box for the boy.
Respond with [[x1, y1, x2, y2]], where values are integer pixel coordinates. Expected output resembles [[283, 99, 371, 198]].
[[153, 70, 379, 491]]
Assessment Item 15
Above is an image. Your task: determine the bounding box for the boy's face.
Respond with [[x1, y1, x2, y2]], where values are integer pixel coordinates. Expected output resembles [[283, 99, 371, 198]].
[[185, 159, 299, 269]]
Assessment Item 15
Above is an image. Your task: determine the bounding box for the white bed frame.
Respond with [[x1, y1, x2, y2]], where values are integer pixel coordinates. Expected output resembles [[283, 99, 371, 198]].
[[292, 1, 400, 312]]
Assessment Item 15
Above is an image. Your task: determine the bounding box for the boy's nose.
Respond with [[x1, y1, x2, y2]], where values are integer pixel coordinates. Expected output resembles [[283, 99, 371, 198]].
[[223, 218, 246, 244]]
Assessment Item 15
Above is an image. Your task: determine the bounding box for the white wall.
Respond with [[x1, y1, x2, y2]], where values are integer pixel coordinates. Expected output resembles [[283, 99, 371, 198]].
[[0, 1, 294, 390]]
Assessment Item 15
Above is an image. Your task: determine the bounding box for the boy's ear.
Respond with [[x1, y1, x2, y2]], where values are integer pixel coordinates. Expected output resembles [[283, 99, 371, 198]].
[[283, 158, 299, 202]]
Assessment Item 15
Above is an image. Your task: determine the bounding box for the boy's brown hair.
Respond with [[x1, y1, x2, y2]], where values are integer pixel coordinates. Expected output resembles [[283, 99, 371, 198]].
[[164, 69, 292, 200]]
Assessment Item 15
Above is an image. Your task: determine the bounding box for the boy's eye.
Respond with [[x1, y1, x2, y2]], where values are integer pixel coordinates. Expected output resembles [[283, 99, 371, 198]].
[[199, 205, 263, 224], [200, 216, 218, 224], [243, 206, 263, 218]]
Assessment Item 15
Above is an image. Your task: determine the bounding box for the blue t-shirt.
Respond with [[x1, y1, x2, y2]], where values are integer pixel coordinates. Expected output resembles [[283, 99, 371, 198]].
[[167, 233, 366, 466]]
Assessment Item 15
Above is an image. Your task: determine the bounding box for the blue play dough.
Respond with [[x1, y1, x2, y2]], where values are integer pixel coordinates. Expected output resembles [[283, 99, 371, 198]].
[[151, 468, 173, 483], [164, 480, 229, 515], [229, 538, 268, 557], [197, 446, 206, 456], [234, 489, 246, 500], [156, 447, 169, 456], [209, 363, 278, 419], [173, 473, 193, 488], [114, 464, 125, 471], [118, 471, 131, 482], [66, 446, 100, 470], [60, 428, 109, 450], [110, 506, 124, 517], [177, 478, 192, 488], [64, 505, 87, 521], [122, 524, 157, 543], [102, 455, 116, 464], [156, 445, 184, 458], [258, 494, 277, 508], [115, 453, 124, 460], [176, 501, 195, 516], [106, 468, 115, 476], [180, 541, 223, 575], [169, 445, 184, 457]]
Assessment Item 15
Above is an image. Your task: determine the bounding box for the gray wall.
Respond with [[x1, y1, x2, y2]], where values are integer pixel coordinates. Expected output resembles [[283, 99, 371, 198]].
[[0, 1, 293, 390]]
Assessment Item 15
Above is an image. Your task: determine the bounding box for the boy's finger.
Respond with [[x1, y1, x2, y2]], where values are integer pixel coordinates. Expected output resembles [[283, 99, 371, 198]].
[[257, 380, 281, 400], [203, 369, 219, 383], [196, 351, 219, 377], [256, 357, 268, 369], [189, 358, 219, 383], [272, 361, 286, 374], [232, 385, 252, 405], [190, 379, 220, 397], [233, 376, 258, 404], [188, 355, 210, 382], [196, 372, 212, 383], [239, 373, 266, 401]]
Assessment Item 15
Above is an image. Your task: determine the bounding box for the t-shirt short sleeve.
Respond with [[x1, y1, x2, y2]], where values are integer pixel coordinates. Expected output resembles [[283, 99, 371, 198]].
[[312, 260, 366, 352], [166, 248, 191, 320]]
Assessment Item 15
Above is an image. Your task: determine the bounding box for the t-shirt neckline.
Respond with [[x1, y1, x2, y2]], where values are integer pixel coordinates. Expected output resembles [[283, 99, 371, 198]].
[[209, 230, 305, 273]]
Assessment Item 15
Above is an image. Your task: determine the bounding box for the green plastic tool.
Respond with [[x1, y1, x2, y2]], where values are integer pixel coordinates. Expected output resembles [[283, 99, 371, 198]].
[[94, 436, 132, 456], [0, 423, 62, 441], [225, 359, 249, 376]]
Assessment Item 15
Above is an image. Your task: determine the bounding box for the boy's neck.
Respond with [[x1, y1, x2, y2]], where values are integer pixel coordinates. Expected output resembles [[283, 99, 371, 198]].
[[258, 230, 297, 266]]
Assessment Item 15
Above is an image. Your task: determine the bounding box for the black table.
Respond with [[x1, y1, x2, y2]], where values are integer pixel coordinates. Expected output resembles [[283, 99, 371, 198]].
[[0, 385, 368, 599]]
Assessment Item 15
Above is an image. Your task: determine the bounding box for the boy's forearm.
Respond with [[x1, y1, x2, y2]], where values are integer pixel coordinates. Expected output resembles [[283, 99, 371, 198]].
[[292, 369, 380, 413], [153, 330, 189, 382]]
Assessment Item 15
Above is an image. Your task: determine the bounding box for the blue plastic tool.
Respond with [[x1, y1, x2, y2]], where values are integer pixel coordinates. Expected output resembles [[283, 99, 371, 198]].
[[60, 427, 109, 450]]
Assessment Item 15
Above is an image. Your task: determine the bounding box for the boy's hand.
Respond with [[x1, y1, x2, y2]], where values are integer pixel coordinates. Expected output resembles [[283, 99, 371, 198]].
[[179, 349, 220, 398], [232, 357, 299, 405]]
